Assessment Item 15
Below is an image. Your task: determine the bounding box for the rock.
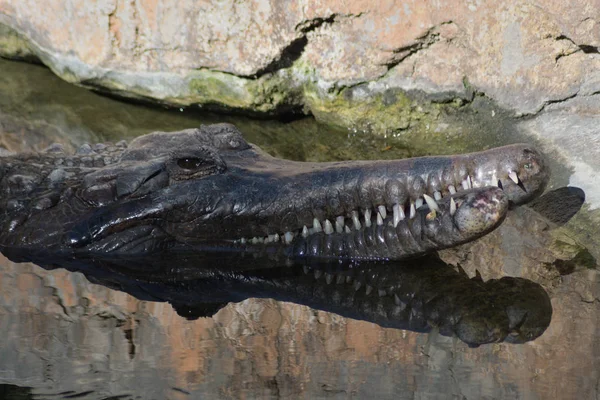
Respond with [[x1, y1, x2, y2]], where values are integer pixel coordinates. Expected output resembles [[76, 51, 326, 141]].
[[0, 0, 598, 119]]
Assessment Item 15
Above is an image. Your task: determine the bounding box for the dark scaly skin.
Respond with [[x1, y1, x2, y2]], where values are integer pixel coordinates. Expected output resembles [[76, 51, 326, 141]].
[[0, 123, 548, 260], [2, 249, 552, 347]]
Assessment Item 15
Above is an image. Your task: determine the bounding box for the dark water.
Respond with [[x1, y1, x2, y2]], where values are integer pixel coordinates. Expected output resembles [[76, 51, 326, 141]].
[[0, 58, 418, 164], [1, 58, 599, 400]]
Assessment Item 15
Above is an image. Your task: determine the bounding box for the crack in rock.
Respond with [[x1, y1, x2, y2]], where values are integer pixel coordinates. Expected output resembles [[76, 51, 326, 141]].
[[383, 22, 454, 71], [555, 34, 599, 61], [251, 13, 360, 79], [527, 90, 581, 116]]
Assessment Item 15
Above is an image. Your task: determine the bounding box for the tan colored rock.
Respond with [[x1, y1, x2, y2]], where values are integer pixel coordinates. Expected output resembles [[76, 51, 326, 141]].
[[1, 0, 598, 116]]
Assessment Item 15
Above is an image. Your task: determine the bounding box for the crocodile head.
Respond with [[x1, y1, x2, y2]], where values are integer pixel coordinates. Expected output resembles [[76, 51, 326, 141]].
[[0, 123, 548, 260]]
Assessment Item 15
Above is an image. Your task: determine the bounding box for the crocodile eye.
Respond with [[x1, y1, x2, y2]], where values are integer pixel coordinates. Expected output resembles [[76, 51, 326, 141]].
[[177, 157, 207, 170], [170, 147, 225, 180], [524, 163, 533, 170]]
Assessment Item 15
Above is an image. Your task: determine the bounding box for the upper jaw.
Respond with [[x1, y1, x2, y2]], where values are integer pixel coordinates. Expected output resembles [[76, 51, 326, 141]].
[[475, 169, 549, 206], [211, 161, 538, 246], [67, 143, 547, 253]]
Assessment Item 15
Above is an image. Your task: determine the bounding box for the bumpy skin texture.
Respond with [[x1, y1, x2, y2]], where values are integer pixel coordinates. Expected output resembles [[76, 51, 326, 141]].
[[0, 123, 548, 260]]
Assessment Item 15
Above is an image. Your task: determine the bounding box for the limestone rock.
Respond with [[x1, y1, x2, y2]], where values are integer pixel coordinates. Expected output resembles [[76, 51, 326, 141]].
[[0, 0, 598, 118]]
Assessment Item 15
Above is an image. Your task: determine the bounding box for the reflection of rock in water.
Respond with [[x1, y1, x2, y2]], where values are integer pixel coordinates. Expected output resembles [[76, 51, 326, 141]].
[[4, 249, 552, 348]]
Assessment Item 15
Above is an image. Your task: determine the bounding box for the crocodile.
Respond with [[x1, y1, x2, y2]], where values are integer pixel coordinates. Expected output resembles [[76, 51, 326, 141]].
[[0, 123, 549, 262]]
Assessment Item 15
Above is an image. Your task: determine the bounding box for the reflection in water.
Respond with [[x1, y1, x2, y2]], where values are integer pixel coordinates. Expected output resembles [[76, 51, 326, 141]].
[[3, 249, 552, 348]]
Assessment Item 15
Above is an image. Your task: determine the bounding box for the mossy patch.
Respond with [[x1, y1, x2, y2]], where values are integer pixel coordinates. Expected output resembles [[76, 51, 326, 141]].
[[305, 86, 417, 133], [303, 83, 518, 157], [188, 72, 253, 109], [550, 204, 600, 268], [0, 23, 38, 62], [186, 69, 304, 114]]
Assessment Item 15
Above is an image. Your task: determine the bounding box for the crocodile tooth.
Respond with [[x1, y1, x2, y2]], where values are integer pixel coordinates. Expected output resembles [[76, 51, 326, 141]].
[[325, 273, 333, 285], [284, 231, 294, 243], [303, 265, 310, 274], [365, 285, 373, 295], [378, 205, 387, 219], [378, 289, 387, 297], [335, 216, 345, 233], [324, 219, 334, 234], [302, 226, 309, 238], [508, 171, 519, 184], [415, 197, 423, 209], [354, 281, 362, 291], [258, 237, 265, 243], [346, 276, 353, 284], [265, 235, 272, 243], [364, 208, 372, 227], [377, 211, 384, 226], [352, 211, 362, 230], [336, 274, 345, 284], [450, 197, 457, 216], [423, 194, 440, 212], [252, 237, 259, 244], [392, 203, 404, 227], [240, 238, 247, 244], [448, 185, 456, 194], [314, 270, 322, 279], [409, 202, 416, 219], [434, 191, 442, 200], [313, 218, 322, 232]]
